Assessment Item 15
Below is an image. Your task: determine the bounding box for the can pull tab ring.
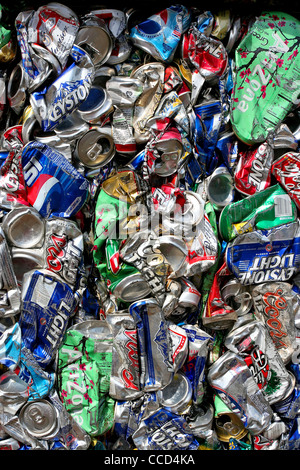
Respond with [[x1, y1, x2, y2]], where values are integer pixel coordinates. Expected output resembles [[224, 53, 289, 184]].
[[87, 142, 103, 160]]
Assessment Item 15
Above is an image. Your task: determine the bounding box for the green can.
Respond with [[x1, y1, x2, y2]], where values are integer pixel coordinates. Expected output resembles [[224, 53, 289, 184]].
[[58, 320, 115, 437], [230, 12, 300, 145], [219, 184, 297, 242]]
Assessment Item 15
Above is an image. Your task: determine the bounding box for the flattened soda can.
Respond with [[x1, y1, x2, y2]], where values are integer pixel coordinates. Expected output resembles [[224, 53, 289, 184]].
[[77, 86, 113, 124], [0, 228, 21, 317], [213, 394, 248, 442], [219, 184, 297, 242], [11, 247, 44, 286], [130, 5, 191, 63], [230, 12, 300, 145], [272, 152, 300, 210], [21, 141, 89, 218], [18, 399, 60, 440]]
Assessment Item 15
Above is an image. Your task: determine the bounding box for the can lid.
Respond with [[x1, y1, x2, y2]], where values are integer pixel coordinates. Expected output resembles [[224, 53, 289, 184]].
[[75, 24, 113, 66], [77, 86, 113, 122], [19, 400, 60, 440], [76, 128, 115, 168], [2, 207, 45, 249], [158, 372, 192, 414], [11, 247, 44, 285], [206, 170, 234, 209], [112, 273, 151, 302]]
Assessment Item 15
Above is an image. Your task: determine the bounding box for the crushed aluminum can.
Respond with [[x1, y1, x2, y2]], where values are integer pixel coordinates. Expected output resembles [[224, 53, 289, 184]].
[[132, 407, 199, 450], [27, 3, 80, 69], [58, 320, 114, 437], [18, 399, 60, 441], [202, 262, 238, 330], [251, 282, 297, 364], [75, 127, 115, 170], [168, 323, 189, 373], [226, 220, 300, 286], [19, 268, 78, 368], [7, 62, 27, 115], [219, 183, 297, 243], [107, 311, 142, 401], [225, 319, 295, 404], [181, 324, 212, 404], [2, 206, 45, 249], [234, 140, 274, 197], [185, 401, 214, 438], [0, 370, 29, 415], [11, 247, 44, 286], [75, 14, 113, 67], [44, 217, 84, 289], [30, 44, 94, 132], [53, 111, 89, 143], [208, 350, 273, 435], [0, 227, 21, 317], [206, 164, 235, 210], [119, 231, 170, 306], [157, 371, 193, 414], [21, 141, 89, 219], [272, 152, 300, 211], [152, 128, 184, 177], [130, 5, 191, 63], [213, 394, 248, 442], [129, 298, 174, 392], [77, 86, 114, 124]]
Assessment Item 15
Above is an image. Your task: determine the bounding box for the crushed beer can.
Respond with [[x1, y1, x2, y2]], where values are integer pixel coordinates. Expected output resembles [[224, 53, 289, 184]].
[[225, 220, 300, 285], [30, 44, 94, 132], [225, 319, 295, 404], [132, 407, 199, 450], [272, 151, 300, 210], [251, 282, 297, 364], [219, 183, 297, 242], [208, 350, 273, 435], [19, 268, 78, 368]]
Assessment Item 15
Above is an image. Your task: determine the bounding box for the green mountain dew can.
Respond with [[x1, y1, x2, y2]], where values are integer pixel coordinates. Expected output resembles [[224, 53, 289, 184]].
[[230, 12, 300, 145], [97, 238, 151, 302], [58, 320, 115, 436], [219, 184, 297, 242]]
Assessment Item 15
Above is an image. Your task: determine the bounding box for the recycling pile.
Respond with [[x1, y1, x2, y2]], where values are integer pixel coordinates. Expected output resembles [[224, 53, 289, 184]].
[[0, 1, 299, 450]]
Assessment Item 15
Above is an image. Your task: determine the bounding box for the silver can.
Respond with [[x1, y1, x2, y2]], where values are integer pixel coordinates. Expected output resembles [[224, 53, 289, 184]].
[[7, 62, 26, 115], [206, 165, 235, 210], [251, 282, 297, 364], [157, 372, 193, 415], [77, 86, 114, 124], [2, 206, 45, 249], [75, 15, 113, 66], [11, 247, 44, 285], [18, 399, 60, 440], [76, 127, 115, 169], [112, 272, 151, 303]]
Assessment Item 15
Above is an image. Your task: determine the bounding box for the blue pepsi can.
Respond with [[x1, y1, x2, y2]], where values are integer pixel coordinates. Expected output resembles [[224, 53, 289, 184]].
[[21, 141, 89, 218]]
